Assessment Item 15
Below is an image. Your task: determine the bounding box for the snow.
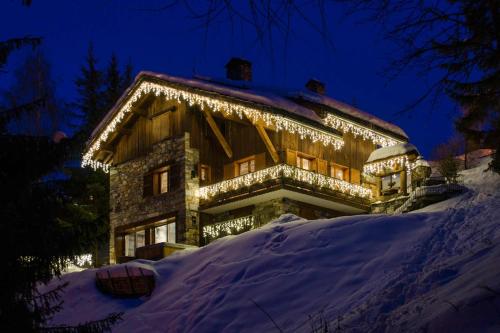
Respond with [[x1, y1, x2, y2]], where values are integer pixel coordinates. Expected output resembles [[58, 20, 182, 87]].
[[91, 71, 409, 144], [366, 142, 420, 163], [43, 158, 500, 332], [292, 91, 408, 139], [91, 72, 327, 142]]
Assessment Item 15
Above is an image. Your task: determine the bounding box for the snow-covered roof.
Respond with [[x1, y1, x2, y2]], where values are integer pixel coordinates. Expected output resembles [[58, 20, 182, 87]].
[[366, 143, 419, 163], [91, 71, 408, 144], [413, 156, 430, 168], [292, 91, 408, 139], [91, 71, 326, 141]]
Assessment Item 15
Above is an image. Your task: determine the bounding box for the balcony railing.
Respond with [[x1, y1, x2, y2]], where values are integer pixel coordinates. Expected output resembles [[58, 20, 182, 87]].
[[203, 216, 255, 242], [198, 164, 372, 200]]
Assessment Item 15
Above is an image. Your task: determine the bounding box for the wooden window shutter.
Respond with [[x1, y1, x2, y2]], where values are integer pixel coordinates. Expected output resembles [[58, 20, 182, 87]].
[[115, 234, 125, 257], [223, 163, 234, 180], [311, 158, 318, 173], [344, 168, 350, 182], [351, 168, 361, 184], [286, 149, 297, 166], [255, 153, 266, 170], [317, 159, 328, 175], [143, 173, 154, 197], [169, 164, 181, 191]]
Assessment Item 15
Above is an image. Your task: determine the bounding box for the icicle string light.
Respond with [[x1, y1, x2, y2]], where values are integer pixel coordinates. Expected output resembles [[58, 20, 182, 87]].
[[198, 164, 372, 199], [82, 81, 344, 171], [363, 155, 413, 175], [323, 114, 402, 147], [203, 216, 255, 239]]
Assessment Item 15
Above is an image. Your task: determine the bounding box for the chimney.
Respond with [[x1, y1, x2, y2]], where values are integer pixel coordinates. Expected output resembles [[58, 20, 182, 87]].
[[225, 58, 252, 81], [305, 79, 326, 95]]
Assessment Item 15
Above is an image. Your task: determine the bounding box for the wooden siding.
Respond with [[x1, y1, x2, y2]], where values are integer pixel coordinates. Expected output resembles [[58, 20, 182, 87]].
[[113, 100, 185, 165], [110, 96, 376, 186]]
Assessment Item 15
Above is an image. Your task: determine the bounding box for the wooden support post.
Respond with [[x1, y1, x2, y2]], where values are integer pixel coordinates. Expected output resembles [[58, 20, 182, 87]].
[[375, 177, 382, 198], [400, 170, 408, 195], [201, 109, 233, 159], [255, 124, 279, 163]]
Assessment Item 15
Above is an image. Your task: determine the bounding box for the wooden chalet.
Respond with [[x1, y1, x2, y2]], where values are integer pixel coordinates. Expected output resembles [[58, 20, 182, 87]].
[[83, 58, 419, 263]]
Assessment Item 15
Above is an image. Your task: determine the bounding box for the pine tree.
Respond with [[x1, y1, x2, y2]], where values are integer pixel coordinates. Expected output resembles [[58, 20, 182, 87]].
[[74, 44, 103, 143], [68, 48, 134, 267], [103, 53, 122, 110]]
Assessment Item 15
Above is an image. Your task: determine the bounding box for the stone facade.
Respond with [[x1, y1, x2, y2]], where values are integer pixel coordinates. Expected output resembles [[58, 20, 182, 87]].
[[109, 132, 200, 263], [203, 198, 344, 244]]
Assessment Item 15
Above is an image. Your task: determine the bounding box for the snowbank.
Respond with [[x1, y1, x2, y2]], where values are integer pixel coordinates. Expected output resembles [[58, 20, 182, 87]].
[[44, 159, 500, 332]]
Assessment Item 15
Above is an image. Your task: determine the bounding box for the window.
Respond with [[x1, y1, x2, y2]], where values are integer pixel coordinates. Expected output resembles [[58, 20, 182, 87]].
[[331, 164, 348, 181], [144, 165, 178, 197], [124, 233, 135, 257], [297, 155, 313, 170], [200, 164, 210, 183], [121, 218, 176, 257], [238, 158, 255, 176], [154, 221, 176, 243], [159, 170, 169, 194], [381, 173, 401, 193]]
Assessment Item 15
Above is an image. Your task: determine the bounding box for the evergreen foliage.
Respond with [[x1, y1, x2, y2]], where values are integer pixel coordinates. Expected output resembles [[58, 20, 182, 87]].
[[0, 29, 128, 332]]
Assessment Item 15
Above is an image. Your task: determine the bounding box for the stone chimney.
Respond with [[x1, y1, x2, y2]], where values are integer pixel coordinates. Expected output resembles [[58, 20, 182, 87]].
[[225, 58, 252, 81], [305, 79, 326, 95]]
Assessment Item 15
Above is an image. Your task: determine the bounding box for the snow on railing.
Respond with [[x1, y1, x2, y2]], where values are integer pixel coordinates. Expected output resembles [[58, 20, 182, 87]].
[[197, 164, 372, 200], [394, 183, 465, 214]]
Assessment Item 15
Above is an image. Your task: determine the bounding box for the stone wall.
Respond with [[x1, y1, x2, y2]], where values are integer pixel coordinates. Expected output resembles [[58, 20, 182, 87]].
[[203, 198, 345, 244], [109, 133, 200, 263]]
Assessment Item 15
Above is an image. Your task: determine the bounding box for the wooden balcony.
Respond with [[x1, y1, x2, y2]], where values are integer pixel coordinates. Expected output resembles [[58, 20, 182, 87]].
[[198, 164, 372, 213]]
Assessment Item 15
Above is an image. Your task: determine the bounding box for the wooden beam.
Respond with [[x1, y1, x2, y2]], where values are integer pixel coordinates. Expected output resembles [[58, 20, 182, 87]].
[[255, 123, 279, 163], [149, 106, 176, 120], [201, 109, 233, 159]]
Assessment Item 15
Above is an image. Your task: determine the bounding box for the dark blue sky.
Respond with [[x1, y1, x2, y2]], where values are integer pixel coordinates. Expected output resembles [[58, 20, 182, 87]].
[[1, 1, 459, 157]]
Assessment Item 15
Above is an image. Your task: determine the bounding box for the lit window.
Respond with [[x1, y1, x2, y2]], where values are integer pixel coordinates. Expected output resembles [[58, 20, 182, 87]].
[[238, 159, 255, 176], [331, 164, 348, 180], [124, 233, 135, 257], [297, 156, 313, 170], [159, 171, 169, 193], [136, 230, 145, 248], [200, 165, 209, 181], [154, 222, 176, 244], [155, 225, 167, 243]]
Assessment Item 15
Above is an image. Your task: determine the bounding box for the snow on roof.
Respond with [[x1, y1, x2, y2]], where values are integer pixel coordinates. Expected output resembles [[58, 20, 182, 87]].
[[366, 142, 419, 163], [91, 71, 408, 144], [90, 71, 325, 141], [292, 91, 408, 139]]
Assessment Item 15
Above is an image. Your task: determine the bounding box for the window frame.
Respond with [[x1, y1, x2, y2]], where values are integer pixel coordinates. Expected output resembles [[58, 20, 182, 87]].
[[144, 164, 173, 197], [119, 217, 177, 257], [235, 156, 256, 176], [330, 163, 349, 181]]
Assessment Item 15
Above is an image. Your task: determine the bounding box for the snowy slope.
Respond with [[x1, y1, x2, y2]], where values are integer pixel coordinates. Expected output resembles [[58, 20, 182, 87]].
[[45, 159, 500, 332]]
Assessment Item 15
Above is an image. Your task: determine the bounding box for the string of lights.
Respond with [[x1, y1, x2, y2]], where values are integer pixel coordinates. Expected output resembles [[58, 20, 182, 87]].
[[363, 155, 413, 175], [198, 164, 372, 199], [203, 216, 255, 239], [323, 114, 402, 147], [82, 81, 345, 171]]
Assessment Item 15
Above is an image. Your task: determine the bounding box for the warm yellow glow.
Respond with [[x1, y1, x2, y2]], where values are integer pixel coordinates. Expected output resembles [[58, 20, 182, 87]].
[[82, 81, 344, 171], [203, 216, 255, 239], [198, 164, 372, 199], [363, 155, 412, 175], [323, 114, 403, 147]]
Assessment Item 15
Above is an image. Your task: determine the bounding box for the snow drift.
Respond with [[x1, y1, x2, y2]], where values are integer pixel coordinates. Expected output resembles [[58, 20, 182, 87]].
[[45, 159, 500, 332]]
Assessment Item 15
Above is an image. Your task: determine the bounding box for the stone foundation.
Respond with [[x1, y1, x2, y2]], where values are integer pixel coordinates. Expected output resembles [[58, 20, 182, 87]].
[[109, 133, 200, 263]]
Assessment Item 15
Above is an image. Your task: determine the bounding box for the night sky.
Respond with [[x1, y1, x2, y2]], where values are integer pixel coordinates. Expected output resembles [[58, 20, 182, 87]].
[[1, 1, 460, 157]]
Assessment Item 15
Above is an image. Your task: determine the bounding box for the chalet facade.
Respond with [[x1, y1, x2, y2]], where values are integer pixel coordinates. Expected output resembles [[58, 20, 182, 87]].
[[83, 58, 421, 263]]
